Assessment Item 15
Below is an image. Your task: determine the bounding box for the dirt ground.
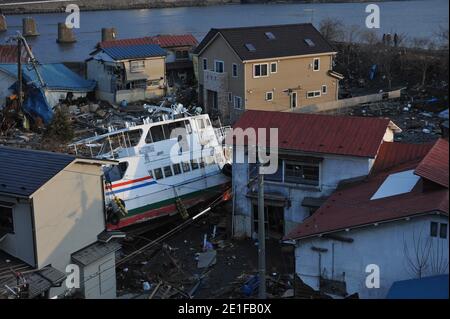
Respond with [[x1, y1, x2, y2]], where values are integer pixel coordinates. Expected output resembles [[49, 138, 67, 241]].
[[116, 205, 295, 299]]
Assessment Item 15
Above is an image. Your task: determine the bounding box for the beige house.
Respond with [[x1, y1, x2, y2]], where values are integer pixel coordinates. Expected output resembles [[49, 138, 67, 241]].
[[87, 43, 167, 104], [194, 24, 343, 124], [0, 147, 122, 299]]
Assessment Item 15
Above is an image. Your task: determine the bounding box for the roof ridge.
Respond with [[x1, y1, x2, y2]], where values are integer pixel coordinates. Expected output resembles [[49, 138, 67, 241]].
[[216, 22, 313, 31]]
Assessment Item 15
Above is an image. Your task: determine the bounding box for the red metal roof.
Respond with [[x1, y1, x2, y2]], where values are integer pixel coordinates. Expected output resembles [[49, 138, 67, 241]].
[[415, 138, 449, 188], [0, 45, 28, 63], [100, 34, 198, 49], [371, 141, 435, 175], [285, 158, 449, 241], [232, 110, 399, 158]]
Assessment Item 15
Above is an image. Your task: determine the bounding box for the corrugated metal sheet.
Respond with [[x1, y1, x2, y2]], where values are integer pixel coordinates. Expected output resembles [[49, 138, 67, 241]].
[[102, 44, 167, 60], [415, 138, 449, 188], [285, 159, 449, 241], [0, 146, 75, 197], [233, 110, 393, 158], [0, 63, 96, 92], [371, 141, 434, 174], [100, 34, 198, 49], [0, 45, 28, 63]]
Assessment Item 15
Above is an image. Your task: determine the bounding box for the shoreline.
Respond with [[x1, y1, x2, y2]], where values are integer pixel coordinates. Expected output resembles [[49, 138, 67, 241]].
[[0, 0, 407, 15]]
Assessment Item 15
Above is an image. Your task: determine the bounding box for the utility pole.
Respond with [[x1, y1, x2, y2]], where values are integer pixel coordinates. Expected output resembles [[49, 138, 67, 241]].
[[257, 159, 266, 299], [17, 37, 22, 110]]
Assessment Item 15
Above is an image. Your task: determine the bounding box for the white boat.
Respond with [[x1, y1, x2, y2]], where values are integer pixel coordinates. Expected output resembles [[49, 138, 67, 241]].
[[71, 106, 231, 230]]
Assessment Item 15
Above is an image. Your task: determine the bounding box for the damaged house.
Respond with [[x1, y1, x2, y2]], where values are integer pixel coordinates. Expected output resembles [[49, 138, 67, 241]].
[[0, 63, 96, 124], [98, 34, 198, 87], [231, 110, 401, 239], [0, 147, 122, 299], [285, 139, 449, 299], [86, 42, 167, 104]]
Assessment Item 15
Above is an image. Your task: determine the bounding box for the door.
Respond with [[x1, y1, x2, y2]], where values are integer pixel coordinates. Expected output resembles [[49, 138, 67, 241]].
[[290, 92, 298, 109], [207, 90, 218, 111], [253, 205, 285, 239]]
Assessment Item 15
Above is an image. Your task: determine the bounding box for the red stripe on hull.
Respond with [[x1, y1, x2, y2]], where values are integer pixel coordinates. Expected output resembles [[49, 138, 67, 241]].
[[107, 194, 209, 230], [110, 176, 152, 189]]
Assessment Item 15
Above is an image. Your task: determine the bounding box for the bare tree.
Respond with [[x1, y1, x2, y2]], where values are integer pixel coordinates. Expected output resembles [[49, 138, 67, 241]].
[[319, 17, 345, 43], [403, 224, 449, 279], [408, 37, 438, 87]]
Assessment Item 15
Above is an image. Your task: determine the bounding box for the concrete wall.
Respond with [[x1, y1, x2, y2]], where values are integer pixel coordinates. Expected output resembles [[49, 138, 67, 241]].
[[294, 214, 449, 299], [31, 162, 106, 297], [0, 196, 35, 266], [78, 251, 117, 299], [232, 149, 373, 238]]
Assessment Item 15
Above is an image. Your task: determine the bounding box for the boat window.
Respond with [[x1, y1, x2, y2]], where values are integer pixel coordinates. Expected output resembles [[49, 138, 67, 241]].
[[104, 162, 128, 183], [196, 119, 205, 129], [173, 164, 182, 175], [191, 159, 199, 170], [148, 170, 154, 179], [154, 168, 164, 180], [205, 118, 211, 127], [149, 125, 165, 142], [163, 166, 173, 178], [182, 162, 191, 173], [126, 129, 143, 147], [199, 159, 205, 168], [167, 121, 186, 139]]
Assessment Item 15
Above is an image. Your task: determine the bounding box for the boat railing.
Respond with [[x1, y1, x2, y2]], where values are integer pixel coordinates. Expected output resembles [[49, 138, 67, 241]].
[[214, 126, 232, 144]]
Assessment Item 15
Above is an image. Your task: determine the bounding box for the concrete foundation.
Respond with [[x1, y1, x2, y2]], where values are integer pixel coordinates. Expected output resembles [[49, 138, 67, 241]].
[[22, 17, 39, 37], [102, 28, 117, 42], [0, 15, 7, 32], [57, 23, 76, 43]]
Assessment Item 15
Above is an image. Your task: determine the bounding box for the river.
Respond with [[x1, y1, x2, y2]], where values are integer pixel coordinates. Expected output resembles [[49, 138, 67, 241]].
[[0, 0, 448, 62]]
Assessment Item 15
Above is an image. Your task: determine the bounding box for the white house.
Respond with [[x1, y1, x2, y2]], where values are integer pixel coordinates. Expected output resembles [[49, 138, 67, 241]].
[[230, 110, 401, 239], [284, 139, 449, 299], [0, 146, 123, 299]]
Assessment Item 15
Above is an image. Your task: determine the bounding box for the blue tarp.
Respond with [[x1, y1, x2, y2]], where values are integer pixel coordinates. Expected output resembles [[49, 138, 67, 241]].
[[386, 275, 449, 299], [0, 63, 96, 124]]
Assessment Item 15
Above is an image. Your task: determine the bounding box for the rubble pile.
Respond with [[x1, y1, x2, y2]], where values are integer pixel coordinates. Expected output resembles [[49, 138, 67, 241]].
[[342, 96, 448, 143]]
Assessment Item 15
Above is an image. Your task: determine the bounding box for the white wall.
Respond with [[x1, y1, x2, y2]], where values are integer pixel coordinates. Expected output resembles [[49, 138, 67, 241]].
[[294, 214, 449, 299], [79, 252, 117, 299], [232, 147, 373, 237], [0, 196, 35, 266]]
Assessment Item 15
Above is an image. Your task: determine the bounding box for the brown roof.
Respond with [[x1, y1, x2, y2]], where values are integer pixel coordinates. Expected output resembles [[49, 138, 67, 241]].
[[0, 45, 28, 63], [285, 161, 449, 241], [232, 110, 399, 158], [194, 23, 335, 61], [415, 138, 449, 188], [371, 141, 435, 175], [99, 34, 198, 49]]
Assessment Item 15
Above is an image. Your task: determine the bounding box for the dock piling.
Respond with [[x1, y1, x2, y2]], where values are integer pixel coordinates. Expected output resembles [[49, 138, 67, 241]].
[[57, 22, 76, 44], [0, 14, 7, 32], [22, 17, 39, 37], [101, 28, 117, 42]]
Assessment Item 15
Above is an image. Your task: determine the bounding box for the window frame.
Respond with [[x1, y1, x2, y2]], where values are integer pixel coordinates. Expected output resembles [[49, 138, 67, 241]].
[[232, 63, 238, 78], [265, 91, 273, 101], [163, 165, 173, 178], [322, 85, 328, 95], [307, 90, 321, 99], [313, 58, 320, 71], [214, 60, 224, 73], [439, 223, 448, 239], [202, 58, 208, 70], [234, 96, 243, 110], [130, 60, 145, 73], [228, 92, 233, 103], [173, 163, 182, 175], [283, 160, 320, 186], [270, 62, 277, 74], [253, 63, 269, 78], [153, 168, 164, 180]]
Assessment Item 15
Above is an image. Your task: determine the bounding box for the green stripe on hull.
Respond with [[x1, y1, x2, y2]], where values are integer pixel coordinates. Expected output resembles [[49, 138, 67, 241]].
[[126, 184, 226, 217]]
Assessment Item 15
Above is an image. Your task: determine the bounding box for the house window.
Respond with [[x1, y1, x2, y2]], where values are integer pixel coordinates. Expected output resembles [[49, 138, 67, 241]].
[[254, 63, 268, 78], [313, 58, 320, 71], [265, 91, 273, 101], [214, 60, 224, 73], [0, 204, 14, 234], [232, 63, 238, 77], [270, 62, 277, 73], [284, 161, 320, 186], [228, 92, 232, 102], [430, 222, 438, 237], [153, 168, 164, 180], [175, 50, 189, 60], [203, 58, 208, 70], [440, 223, 448, 239], [322, 85, 328, 94], [234, 96, 242, 110], [163, 166, 173, 178], [307, 90, 321, 99], [290, 92, 297, 108], [173, 164, 182, 175], [130, 60, 145, 73]]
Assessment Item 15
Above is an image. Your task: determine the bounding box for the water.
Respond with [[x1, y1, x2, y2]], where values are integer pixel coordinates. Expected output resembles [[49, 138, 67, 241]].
[[0, 0, 448, 62]]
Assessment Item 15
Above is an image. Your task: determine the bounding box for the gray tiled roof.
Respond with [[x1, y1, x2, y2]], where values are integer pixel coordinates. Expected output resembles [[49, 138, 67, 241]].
[[0, 146, 75, 197], [194, 23, 335, 61], [72, 241, 121, 266]]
